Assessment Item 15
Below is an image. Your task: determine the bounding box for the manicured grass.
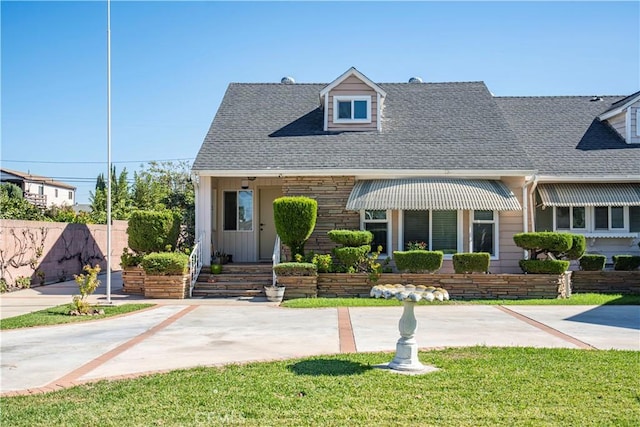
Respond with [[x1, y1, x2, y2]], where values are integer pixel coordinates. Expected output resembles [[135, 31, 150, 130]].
[[282, 293, 640, 308], [0, 304, 155, 330], [1, 347, 637, 426]]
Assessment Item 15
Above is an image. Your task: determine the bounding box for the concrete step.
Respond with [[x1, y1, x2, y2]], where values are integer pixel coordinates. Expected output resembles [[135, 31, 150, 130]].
[[194, 282, 268, 291], [198, 274, 272, 284], [191, 289, 265, 298], [201, 264, 272, 275]]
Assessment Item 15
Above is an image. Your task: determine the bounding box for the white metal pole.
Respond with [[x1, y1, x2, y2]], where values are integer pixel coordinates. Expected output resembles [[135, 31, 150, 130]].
[[106, 0, 112, 303]]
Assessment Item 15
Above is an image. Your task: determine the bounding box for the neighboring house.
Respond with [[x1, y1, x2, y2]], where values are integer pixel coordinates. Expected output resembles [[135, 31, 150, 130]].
[[0, 167, 76, 208], [192, 67, 640, 272]]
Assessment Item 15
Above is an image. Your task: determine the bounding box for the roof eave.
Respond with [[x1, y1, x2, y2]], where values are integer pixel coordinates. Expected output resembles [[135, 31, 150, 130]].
[[192, 168, 536, 178]]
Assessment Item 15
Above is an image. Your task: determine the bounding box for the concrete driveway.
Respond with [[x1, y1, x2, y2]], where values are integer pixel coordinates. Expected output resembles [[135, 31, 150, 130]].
[[1, 274, 638, 395]]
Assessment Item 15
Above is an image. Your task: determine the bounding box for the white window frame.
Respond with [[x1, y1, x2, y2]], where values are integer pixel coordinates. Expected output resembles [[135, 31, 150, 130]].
[[223, 190, 254, 232], [68, 191, 73, 200], [551, 206, 630, 233], [397, 209, 463, 259], [553, 206, 587, 231], [333, 95, 372, 124], [360, 209, 391, 258], [470, 210, 499, 260]]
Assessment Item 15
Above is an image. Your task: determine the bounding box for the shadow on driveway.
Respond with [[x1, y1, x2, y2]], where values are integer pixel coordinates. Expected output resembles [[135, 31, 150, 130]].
[[565, 305, 640, 330]]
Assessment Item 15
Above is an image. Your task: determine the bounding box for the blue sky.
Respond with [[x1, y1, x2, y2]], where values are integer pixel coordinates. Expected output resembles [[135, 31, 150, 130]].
[[2, 1, 639, 204]]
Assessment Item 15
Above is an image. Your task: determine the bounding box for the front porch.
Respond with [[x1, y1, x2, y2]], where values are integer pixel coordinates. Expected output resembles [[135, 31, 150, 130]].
[[192, 263, 273, 298]]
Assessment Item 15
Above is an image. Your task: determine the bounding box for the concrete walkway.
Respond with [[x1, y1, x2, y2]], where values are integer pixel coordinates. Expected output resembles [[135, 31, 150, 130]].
[[1, 275, 638, 396]]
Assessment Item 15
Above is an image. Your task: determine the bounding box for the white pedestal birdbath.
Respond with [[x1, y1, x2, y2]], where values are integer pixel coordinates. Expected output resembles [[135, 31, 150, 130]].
[[370, 284, 449, 372]]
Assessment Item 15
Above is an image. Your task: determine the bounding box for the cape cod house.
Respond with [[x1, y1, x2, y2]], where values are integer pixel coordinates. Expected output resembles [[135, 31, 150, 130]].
[[192, 67, 640, 273]]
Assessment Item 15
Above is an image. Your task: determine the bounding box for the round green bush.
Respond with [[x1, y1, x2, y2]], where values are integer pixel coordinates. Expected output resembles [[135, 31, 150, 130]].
[[333, 245, 371, 270], [273, 197, 318, 258], [393, 250, 443, 273], [141, 252, 189, 276], [127, 210, 180, 254], [579, 254, 606, 271], [518, 259, 570, 274], [452, 252, 491, 273], [327, 230, 373, 247]]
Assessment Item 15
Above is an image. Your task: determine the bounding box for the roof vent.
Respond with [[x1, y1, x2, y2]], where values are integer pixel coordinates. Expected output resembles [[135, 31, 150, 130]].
[[408, 77, 423, 84], [281, 76, 295, 84], [590, 96, 603, 102]]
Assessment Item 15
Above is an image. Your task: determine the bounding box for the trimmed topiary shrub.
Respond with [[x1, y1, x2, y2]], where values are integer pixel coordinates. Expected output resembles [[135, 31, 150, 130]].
[[513, 232, 573, 260], [612, 255, 640, 271], [273, 197, 318, 259], [519, 259, 570, 274], [327, 230, 373, 247], [141, 252, 189, 276], [393, 250, 443, 273], [554, 234, 586, 260], [128, 210, 180, 254], [579, 254, 606, 271], [273, 262, 317, 276], [452, 253, 491, 274], [333, 246, 371, 271]]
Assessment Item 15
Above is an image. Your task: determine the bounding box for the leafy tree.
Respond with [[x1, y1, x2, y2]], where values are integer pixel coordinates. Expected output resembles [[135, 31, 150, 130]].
[[0, 183, 48, 221], [89, 166, 132, 222]]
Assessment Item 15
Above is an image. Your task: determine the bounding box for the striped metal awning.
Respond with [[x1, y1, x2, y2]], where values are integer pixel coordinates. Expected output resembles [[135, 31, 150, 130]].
[[346, 178, 522, 211], [537, 183, 640, 207]]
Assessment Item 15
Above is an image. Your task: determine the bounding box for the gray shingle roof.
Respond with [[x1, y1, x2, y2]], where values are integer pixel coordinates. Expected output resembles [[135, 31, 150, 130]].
[[494, 96, 640, 176], [193, 82, 534, 172]]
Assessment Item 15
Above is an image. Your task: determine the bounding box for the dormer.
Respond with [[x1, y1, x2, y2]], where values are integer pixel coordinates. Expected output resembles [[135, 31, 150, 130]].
[[598, 91, 640, 144], [320, 67, 387, 132]]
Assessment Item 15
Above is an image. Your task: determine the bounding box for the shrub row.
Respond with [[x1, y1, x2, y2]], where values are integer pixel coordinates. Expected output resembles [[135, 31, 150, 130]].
[[579, 254, 606, 271], [273, 262, 318, 276], [452, 253, 490, 274], [141, 252, 189, 276], [612, 255, 640, 271], [393, 250, 443, 273], [519, 259, 570, 275]]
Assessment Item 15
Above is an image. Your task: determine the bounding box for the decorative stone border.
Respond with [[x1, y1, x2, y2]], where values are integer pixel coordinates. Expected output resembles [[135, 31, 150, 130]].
[[144, 274, 189, 299], [277, 276, 318, 300], [572, 271, 640, 294], [318, 272, 571, 299], [122, 266, 145, 294]]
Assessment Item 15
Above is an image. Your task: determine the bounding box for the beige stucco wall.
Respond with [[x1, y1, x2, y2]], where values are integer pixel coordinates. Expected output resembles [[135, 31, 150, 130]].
[[1, 219, 127, 287]]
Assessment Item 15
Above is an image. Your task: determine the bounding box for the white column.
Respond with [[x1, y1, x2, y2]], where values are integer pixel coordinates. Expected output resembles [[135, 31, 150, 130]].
[[195, 175, 212, 264]]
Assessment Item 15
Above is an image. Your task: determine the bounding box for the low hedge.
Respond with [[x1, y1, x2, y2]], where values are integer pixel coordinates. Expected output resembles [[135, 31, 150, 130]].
[[333, 245, 371, 270], [393, 250, 443, 273], [612, 255, 640, 271], [519, 259, 570, 274], [579, 254, 606, 271], [141, 252, 189, 276], [452, 252, 490, 274], [273, 262, 318, 276], [327, 230, 373, 247]]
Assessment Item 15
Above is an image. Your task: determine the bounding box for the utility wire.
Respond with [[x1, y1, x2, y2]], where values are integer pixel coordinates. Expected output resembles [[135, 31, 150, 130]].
[[1, 158, 194, 164]]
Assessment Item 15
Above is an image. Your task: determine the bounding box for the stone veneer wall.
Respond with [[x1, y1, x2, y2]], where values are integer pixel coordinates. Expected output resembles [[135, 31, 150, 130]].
[[317, 272, 571, 299], [282, 176, 359, 257], [572, 271, 640, 294]]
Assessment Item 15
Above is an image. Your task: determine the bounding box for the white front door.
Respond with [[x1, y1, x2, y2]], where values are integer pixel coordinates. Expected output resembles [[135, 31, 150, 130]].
[[259, 187, 282, 260]]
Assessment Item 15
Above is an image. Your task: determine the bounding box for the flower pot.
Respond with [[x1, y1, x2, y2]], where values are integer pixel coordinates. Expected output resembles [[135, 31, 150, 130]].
[[211, 264, 223, 274], [264, 286, 285, 302]]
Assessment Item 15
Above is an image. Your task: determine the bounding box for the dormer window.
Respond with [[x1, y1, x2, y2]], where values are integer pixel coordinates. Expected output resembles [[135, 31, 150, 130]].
[[334, 96, 371, 123]]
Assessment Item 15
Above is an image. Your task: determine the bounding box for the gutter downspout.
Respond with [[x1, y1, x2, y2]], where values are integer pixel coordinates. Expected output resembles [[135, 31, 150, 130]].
[[522, 174, 538, 260]]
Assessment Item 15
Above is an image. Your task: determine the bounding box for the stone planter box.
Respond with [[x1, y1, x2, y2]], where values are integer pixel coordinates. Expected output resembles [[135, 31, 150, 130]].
[[144, 274, 189, 299], [572, 270, 640, 294], [122, 266, 145, 295], [276, 275, 318, 300], [318, 272, 572, 299]]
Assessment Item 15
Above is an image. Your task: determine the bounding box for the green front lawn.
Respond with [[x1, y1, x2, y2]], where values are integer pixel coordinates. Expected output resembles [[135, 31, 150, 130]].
[[1, 347, 637, 426], [0, 304, 155, 330], [282, 293, 640, 308]]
